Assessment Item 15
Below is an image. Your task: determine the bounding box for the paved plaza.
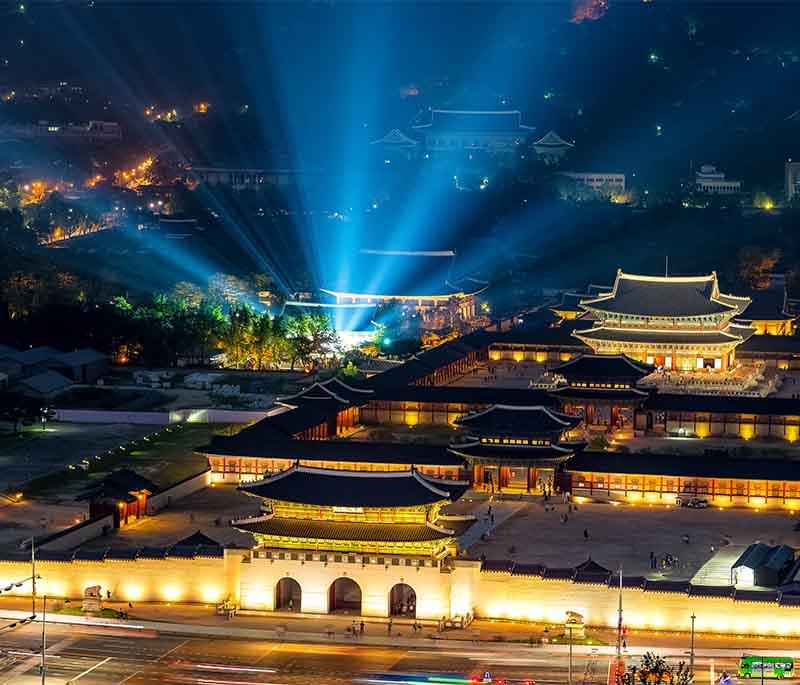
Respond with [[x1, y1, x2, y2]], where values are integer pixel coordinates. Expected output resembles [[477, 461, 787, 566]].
[[81, 483, 259, 549], [468, 500, 800, 580], [0, 498, 87, 549]]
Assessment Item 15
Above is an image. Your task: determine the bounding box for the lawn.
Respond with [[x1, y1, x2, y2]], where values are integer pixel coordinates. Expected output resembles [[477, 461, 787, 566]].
[[20, 423, 238, 499]]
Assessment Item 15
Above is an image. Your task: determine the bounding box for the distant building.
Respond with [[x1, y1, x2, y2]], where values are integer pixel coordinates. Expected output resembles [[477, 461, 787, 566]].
[[558, 172, 625, 195], [412, 109, 535, 159], [695, 164, 740, 194], [531, 130, 574, 165], [189, 166, 316, 190], [785, 161, 800, 202], [372, 109, 536, 164], [319, 249, 487, 332], [0, 120, 121, 142]]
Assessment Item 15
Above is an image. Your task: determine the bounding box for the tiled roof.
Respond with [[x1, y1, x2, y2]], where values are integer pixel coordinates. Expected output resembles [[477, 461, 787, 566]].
[[643, 392, 800, 415], [532, 130, 574, 148], [204, 438, 464, 466], [276, 378, 373, 409], [738, 334, 800, 355], [448, 441, 574, 465], [239, 465, 469, 508], [737, 288, 794, 321], [567, 451, 800, 481], [416, 110, 531, 134], [581, 271, 749, 318], [234, 515, 475, 542], [552, 354, 654, 381], [456, 404, 583, 436], [58, 348, 107, 365], [574, 326, 745, 346], [18, 370, 73, 395]]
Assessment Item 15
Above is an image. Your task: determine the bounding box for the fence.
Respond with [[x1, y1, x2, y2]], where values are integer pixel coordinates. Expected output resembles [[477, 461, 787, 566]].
[[53, 408, 270, 425]]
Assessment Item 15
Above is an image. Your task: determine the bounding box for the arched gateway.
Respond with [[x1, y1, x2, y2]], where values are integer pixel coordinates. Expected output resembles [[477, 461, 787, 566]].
[[233, 465, 476, 618], [389, 583, 416, 617], [329, 577, 362, 614], [275, 577, 301, 611]]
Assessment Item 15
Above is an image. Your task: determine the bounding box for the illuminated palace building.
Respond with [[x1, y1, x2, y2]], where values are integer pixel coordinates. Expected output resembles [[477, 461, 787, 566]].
[[10, 278, 800, 634], [574, 270, 754, 372], [319, 249, 486, 332]]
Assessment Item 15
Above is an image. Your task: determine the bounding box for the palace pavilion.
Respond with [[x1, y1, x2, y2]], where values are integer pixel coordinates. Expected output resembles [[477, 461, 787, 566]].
[[550, 354, 653, 434], [449, 404, 584, 493], [575, 270, 755, 372], [233, 465, 474, 615]]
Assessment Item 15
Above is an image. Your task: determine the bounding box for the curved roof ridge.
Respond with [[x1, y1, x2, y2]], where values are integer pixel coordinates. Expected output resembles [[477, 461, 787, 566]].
[[618, 270, 718, 284], [230, 513, 273, 526], [240, 464, 299, 489], [277, 382, 348, 404], [321, 377, 374, 394], [413, 471, 470, 498], [575, 324, 744, 337], [425, 520, 456, 535]]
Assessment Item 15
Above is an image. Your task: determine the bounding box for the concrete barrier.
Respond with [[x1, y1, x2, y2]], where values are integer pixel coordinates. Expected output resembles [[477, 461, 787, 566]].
[[36, 514, 114, 552], [53, 409, 268, 425]]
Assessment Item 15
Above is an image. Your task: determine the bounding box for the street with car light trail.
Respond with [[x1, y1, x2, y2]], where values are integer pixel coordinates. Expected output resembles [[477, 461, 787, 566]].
[[0, 622, 792, 685]]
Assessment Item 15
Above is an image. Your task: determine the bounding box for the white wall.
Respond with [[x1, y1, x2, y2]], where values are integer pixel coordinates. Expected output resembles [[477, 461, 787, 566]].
[[146, 469, 212, 514], [38, 514, 114, 552], [53, 409, 268, 425]]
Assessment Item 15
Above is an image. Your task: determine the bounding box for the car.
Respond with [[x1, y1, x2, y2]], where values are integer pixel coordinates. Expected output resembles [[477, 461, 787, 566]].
[[676, 497, 709, 508]]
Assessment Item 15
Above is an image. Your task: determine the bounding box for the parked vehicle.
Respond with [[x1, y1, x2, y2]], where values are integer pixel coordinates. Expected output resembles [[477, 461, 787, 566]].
[[738, 655, 794, 679], [676, 497, 709, 508]]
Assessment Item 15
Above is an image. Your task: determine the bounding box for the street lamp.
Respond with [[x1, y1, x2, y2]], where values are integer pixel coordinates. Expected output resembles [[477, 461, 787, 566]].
[[566, 623, 574, 685]]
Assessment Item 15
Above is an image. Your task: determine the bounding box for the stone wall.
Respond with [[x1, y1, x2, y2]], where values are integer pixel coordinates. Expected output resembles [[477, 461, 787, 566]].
[[0, 550, 243, 604], [470, 565, 800, 637], [37, 515, 114, 552], [239, 552, 453, 620]]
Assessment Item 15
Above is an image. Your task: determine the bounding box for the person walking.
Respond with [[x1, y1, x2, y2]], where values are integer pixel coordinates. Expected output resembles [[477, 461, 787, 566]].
[[360, 620, 365, 635], [583, 528, 589, 541], [387, 618, 393, 634]]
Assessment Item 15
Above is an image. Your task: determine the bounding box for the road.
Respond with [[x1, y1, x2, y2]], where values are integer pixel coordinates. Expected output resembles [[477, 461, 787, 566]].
[[0, 622, 791, 685]]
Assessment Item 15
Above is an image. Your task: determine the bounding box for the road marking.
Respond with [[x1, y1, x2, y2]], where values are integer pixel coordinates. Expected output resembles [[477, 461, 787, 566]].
[[119, 669, 143, 684], [158, 638, 189, 660], [66, 655, 112, 683]]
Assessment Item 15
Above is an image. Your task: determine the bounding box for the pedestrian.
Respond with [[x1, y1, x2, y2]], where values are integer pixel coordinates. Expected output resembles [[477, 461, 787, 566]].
[[360, 620, 365, 635], [288, 597, 294, 611], [710, 544, 715, 554], [128, 601, 133, 609], [487, 505, 492, 517], [649, 551, 655, 569], [583, 528, 589, 541], [490, 512, 495, 524], [388, 618, 393, 635], [352, 620, 357, 635]]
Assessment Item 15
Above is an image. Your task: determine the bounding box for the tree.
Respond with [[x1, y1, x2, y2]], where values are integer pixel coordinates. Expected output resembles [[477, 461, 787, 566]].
[[738, 246, 781, 290], [170, 281, 205, 308], [621, 651, 693, 685], [220, 304, 255, 368], [285, 312, 339, 371], [250, 313, 289, 370]]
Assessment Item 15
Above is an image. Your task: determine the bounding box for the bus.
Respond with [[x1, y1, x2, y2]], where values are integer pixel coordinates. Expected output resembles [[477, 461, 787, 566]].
[[738, 656, 795, 679]]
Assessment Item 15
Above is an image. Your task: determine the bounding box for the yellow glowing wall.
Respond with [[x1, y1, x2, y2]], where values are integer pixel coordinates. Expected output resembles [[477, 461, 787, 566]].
[[474, 569, 800, 636], [0, 551, 240, 605]]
